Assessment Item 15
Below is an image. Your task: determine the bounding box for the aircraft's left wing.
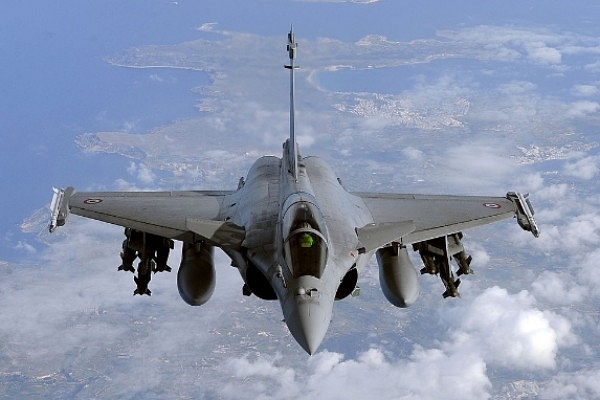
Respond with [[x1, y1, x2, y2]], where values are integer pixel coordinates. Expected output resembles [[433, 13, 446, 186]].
[[355, 191, 539, 247], [354, 191, 538, 298], [50, 188, 243, 246]]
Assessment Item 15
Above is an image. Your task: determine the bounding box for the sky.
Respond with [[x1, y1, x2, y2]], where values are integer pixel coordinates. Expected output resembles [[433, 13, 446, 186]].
[[3, 1, 600, 399]]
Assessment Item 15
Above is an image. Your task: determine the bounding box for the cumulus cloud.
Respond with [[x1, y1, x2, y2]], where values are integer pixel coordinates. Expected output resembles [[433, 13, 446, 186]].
[[535, 182, 569, 202], [533, 212, 600, 254], [402, 146, 424, 160], [526, 45, 562, 64], [532, 271, 586, 305], [571, 84, 599, 97], [497, 80, 537, 95], [2, 217, 251, 397], [446, 287, 575, 370], [540, 367, 600, 399], [438, 25, 564, 65], [437, 142, 517, 191], [297, 133, 316, 148], [215, 286, 577, 399], [566, 100, 600, 118], [149, 73, 164, 82], [518, 172, 545, 193], [564, 155, 600, 180], [14, 240, 37, 254], [127, 161, 156, 184], [577, 248, 600, 295], [221, 348, 490, 400]]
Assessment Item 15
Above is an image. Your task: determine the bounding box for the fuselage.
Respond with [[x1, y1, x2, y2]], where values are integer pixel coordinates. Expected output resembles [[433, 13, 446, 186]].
[[222, 145, 374, 353], [217, 29, 379, 354]]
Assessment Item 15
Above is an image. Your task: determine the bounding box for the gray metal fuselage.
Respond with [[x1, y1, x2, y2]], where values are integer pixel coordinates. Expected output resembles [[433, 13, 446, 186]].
[[222, 145, 373, 354]]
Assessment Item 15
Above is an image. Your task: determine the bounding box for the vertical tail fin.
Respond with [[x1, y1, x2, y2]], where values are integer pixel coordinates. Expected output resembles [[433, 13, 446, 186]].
[[285, 27, 299, 178]]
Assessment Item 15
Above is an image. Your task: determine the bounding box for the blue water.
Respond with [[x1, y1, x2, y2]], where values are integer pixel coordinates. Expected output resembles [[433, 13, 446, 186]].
[[0, 1, 213, 260]]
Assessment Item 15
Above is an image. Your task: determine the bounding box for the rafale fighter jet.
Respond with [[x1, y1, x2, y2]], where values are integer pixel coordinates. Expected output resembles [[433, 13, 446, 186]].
[[50, 30, 539, 355]]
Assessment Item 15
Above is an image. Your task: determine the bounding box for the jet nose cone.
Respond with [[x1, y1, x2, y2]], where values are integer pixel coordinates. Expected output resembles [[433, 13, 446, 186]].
[[284, 279, 333, 355], [292, 301, 329, 355]]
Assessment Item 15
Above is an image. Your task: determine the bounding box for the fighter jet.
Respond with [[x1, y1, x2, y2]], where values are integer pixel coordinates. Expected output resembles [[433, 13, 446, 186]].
[[49, 29, 539, 355]]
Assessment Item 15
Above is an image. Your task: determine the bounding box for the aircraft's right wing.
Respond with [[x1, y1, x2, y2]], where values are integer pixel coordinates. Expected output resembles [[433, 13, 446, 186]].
[[355, 191, 539, 248], [50, 188, 244, 246]]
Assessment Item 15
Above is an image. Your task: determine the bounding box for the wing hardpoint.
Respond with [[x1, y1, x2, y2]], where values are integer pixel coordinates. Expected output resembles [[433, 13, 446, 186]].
[[50, 188, 243, 245], [356, 192, 538, 245]]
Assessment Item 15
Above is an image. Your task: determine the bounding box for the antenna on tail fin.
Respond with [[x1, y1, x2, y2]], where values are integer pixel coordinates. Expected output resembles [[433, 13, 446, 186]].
[[285, 27, 300, 178]]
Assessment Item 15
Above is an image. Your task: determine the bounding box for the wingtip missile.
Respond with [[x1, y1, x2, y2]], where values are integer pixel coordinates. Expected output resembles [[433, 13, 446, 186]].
[[49, 186, 74, 232], [507, 192, 540, 238]]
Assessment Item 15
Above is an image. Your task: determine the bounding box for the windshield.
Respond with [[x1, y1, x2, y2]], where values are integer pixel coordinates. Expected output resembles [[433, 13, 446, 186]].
[[284, 226, 328, 278]]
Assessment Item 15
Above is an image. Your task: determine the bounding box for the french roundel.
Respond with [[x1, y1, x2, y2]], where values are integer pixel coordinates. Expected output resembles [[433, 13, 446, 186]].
[[483, 202, 501, 209], [83, 198, 103, 205]]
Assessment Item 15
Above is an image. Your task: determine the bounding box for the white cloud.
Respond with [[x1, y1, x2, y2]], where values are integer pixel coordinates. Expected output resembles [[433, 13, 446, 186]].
[[566, 100, 600, 118], [126, 162, 156, 184], [540, 368, 600, 399], [526, 46, 562, 64], [584, 60, 600, 73], [563, 214, 600, 248], [518, 172, 545, 192], [149, 73, 164, 82], [297, 134, 316, 148], [571, 84, 599, 97], [534, 212, 600, 254], [211, 284, 578, 399], [468, 242, 491, 267], [221, 348, 491, 400], [121, 120, 139, 132], [536, 182, 569, 201], [196, 22, 218, 32], [532, 271, 586, 306], [438, 26, 564, 65], [437, 142, 517, 191], [11, 214, 581, 399], [14, 240, 37, 254], [446, 287, 575, 370], [137, 163, 155, 184], [2, 216, 251, 395], [498, 80, 537, 95], [402, 146, 424, 160], [564, 155, 600, 180], [577, 249, 600, 295]]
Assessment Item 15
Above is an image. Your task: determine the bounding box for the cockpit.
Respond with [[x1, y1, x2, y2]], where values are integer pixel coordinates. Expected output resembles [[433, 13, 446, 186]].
[[284, 223, 328, 278], [282, 199, 329, 279]]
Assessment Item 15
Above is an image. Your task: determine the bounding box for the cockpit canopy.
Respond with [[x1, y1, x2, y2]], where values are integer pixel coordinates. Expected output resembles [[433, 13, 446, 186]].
[[284, 225, 328, 279], [282, 199, 329, 279]]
